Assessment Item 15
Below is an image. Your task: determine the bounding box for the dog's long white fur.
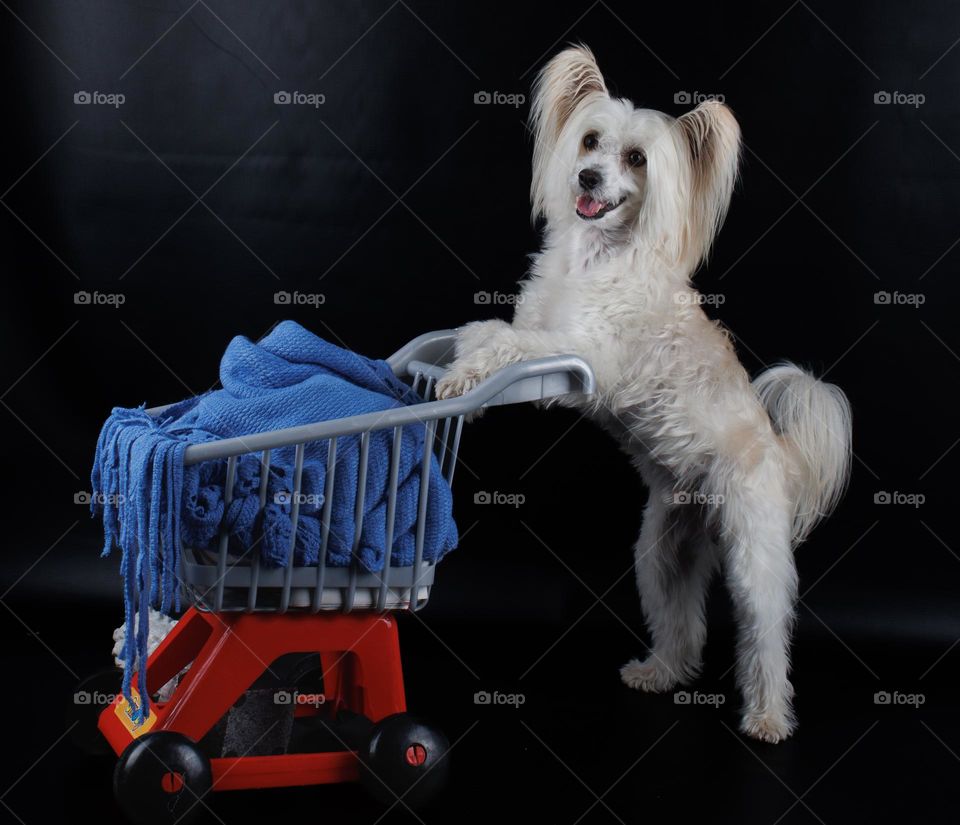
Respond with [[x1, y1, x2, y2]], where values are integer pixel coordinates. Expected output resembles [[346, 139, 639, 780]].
[[437, 45, 852, 742]]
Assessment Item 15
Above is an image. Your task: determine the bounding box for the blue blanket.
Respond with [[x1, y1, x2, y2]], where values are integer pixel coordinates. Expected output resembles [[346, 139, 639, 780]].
[[92, 321, 458, 721]]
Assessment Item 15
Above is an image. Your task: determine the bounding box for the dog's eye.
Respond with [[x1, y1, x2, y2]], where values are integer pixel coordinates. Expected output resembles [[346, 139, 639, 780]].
[[582, 132, 599, 151], [627, 149, 646, 168]]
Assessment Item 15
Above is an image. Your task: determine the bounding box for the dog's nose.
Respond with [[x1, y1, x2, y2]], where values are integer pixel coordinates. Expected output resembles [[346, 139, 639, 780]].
[[578, 168, 601, 190]]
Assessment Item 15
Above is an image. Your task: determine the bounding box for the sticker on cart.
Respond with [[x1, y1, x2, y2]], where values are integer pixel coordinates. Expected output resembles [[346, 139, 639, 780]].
[[114, 686, 157, 737]]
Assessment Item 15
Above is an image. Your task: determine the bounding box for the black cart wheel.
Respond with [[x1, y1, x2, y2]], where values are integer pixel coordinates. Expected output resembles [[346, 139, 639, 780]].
[[361, 713, 450, 808], [114, 731, 212, 825], [68, 667, 122, 756]]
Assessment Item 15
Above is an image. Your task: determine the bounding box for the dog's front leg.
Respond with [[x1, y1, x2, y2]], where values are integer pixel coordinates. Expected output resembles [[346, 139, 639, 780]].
[[436, 320, 558, 399]]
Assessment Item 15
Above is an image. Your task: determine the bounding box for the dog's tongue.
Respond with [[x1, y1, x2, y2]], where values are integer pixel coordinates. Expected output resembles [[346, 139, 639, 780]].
[[577, 194, 604, 217]]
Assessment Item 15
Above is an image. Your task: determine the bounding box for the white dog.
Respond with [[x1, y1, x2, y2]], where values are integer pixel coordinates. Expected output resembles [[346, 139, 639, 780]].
[[436, 45, 852, 742]]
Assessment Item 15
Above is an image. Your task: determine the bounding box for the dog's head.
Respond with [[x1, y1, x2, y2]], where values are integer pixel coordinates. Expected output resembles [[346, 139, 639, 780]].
[[530, 45, 741, 268]]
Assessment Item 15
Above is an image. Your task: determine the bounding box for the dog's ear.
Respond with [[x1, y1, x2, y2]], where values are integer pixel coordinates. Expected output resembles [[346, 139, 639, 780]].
[[676, 100, 741, 266], [530, 44, 608, 221]]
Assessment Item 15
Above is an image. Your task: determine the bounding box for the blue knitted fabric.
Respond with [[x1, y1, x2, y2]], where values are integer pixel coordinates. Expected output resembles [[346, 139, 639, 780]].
[[91, 321, 458, 721]]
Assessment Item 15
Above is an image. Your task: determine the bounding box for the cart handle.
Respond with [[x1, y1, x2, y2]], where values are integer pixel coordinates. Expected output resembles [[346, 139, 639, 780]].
[[145, 328, 595, 466]]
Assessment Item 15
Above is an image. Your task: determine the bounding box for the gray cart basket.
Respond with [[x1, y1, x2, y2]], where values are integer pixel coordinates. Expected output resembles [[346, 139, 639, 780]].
[[155, 329, 594, 615]]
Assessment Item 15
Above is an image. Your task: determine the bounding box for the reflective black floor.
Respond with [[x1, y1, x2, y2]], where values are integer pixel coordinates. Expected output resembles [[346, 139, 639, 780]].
[[3, 583, 956, 825]]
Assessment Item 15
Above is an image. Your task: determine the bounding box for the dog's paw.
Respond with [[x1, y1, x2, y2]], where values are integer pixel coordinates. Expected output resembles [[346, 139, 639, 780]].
[[620, 657, 679, 693], [740, 711, 795, 744], [435, 367, 486, 400]]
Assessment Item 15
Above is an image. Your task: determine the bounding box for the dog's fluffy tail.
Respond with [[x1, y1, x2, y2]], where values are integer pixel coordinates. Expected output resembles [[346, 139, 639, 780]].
[[753, 363, 852, 545]]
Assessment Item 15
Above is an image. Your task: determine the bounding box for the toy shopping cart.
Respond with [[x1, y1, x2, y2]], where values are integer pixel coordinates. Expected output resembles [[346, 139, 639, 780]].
[[78, 329, 594, 825]]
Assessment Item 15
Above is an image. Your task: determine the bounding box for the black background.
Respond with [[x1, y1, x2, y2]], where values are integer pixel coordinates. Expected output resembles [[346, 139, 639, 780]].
[[2, 1, 959, 823]]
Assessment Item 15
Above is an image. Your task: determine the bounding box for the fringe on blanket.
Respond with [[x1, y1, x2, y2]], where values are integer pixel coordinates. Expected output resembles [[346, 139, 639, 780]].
[[92, 406, 187, 723]]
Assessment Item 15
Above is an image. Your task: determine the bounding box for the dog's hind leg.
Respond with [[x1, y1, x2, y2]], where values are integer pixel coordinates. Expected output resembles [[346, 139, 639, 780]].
[[621, 492, 717, 693], [720, 467, 798, 743]]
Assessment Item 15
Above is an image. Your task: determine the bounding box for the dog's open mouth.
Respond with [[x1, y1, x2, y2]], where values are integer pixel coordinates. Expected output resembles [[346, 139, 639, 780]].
[[576, 194, 625, 220]]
